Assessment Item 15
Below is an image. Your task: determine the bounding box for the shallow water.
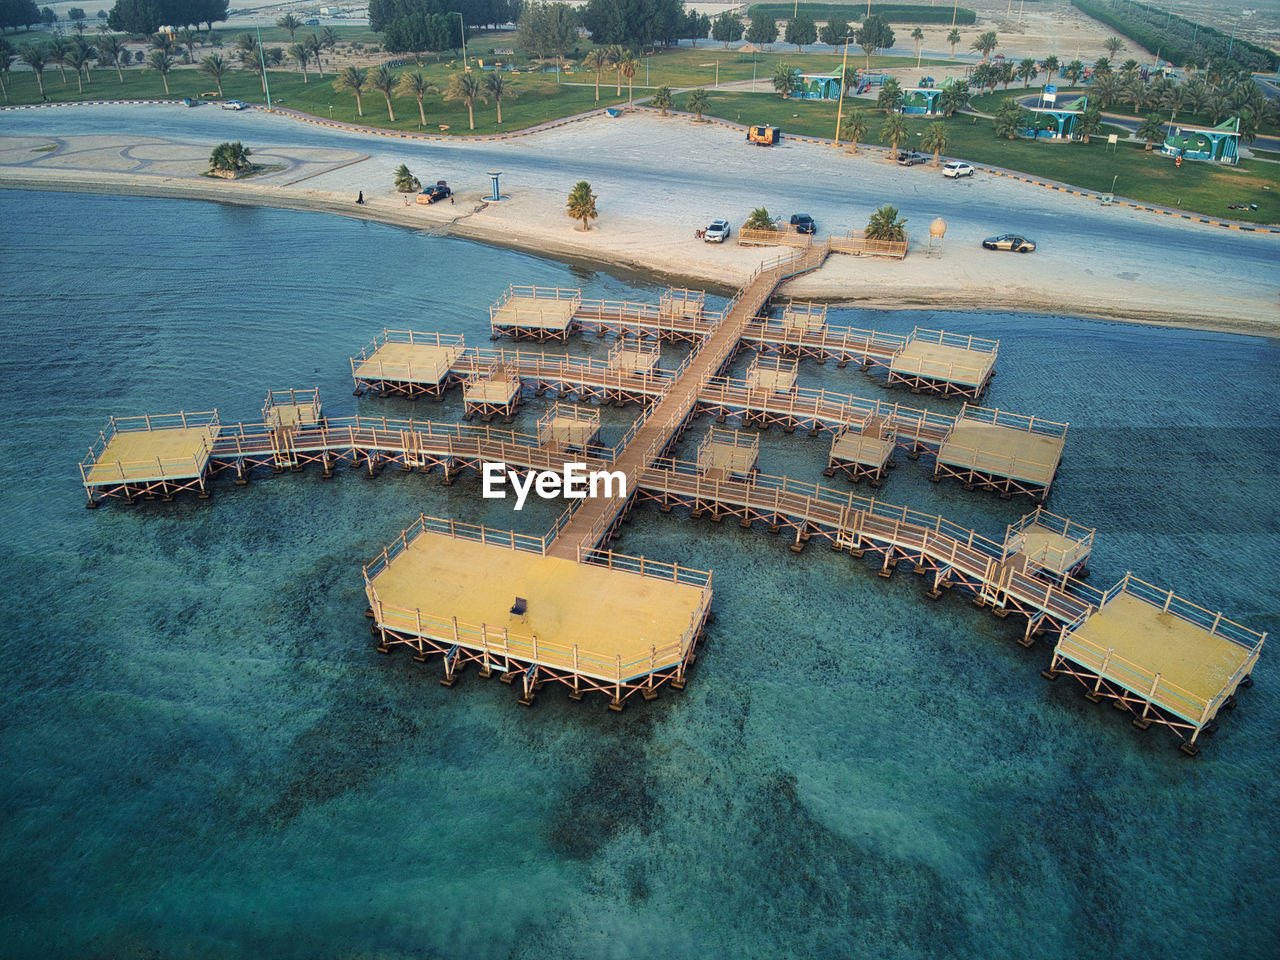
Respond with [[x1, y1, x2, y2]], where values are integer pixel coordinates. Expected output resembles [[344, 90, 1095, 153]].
[[1, 190, 1278, 960]]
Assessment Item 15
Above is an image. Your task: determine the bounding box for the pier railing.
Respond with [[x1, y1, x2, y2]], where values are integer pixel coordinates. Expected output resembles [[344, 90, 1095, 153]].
[[908, 327, 1000, 355], [1003, 508, 1094, 571], [489, 284, 583, 321], [742, 320, 907, 360], [80, 411, 220, 484], [956, 403, 1069, 439]]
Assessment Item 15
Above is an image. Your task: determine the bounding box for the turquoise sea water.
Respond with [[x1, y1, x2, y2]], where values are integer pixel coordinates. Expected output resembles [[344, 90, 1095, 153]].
[[1, 189, 1278, 959]]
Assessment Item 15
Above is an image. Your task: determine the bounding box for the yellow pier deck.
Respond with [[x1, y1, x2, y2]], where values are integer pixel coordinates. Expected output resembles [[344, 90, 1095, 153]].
[[85, 424, 217, 484], [369, 529, 708, 681], [492, 295, 577, 332], [890, 341, 996, 390], [938, 421, 1064, 487], [354, 342, 462, 385], [1056, 591, 1257, 725]]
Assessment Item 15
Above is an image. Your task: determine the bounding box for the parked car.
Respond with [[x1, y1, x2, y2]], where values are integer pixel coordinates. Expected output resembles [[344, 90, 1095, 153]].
[[418, 180, 452, 203], [982, 234, 1036, 253], [943, 161, 974, 178], [304, 17, 319, 25], [704, 219, 731, 243], [221, 99, 248, 111], [790, 213, 816, 234], [896, 151, 927, 166]]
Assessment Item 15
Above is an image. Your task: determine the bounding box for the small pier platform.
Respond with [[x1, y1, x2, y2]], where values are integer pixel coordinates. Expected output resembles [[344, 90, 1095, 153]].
[[745, 354, 799, 394], [659, 288, 707, 321], [934, 405, 1068, 501], [489, 286, 581, 342], [351, 330, 465, 399], [538, 403, 601, 453], [364, 515, 712, 708], [81, 411, 220, 506], [887, 329, 999, 399], [825, 413, 896, 485], [779, 301, 828, 332], [462, 364, 523, 422], [263, 388, 322, 430], [697, 428, 759, 480], [608, 337, 661, 375], [1003, 508, 1093, 582], [1049, 574, 1265, 754]]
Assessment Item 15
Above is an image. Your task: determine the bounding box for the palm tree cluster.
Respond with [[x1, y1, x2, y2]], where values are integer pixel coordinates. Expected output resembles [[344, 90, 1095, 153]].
[[209, 140, 252, 175]]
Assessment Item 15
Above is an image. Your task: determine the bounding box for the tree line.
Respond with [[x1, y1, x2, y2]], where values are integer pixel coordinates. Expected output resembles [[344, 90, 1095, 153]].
[[1071, 0, 1277, 73], [105, 0, 228, 34], [0, 0, 40, 32]]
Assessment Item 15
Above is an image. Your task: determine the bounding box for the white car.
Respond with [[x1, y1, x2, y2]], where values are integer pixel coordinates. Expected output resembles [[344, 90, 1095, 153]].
[[943, 161, 974, 178], [704, 219, 731, 243], [221, 99, 248, 111]]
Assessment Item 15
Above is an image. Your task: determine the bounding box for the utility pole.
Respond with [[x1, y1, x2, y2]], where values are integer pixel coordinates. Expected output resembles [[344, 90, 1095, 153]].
[[834, 31, 853, 146], [256, 26, 271, 107]]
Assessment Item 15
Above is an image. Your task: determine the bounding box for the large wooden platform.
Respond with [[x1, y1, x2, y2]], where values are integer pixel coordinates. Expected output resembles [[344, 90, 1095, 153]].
[[354, 341, 461, 385], [938, 421, 1063, 487], [492, 295, 577, 332], [366, 519, 711, 692]]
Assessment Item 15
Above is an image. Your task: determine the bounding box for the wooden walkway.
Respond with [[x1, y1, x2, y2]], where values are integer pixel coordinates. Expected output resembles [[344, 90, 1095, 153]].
[[547, 247, 830, 560]]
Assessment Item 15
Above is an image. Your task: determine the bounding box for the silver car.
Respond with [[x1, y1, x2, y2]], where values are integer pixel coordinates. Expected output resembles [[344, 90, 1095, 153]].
[[704, 219, 731, 243]]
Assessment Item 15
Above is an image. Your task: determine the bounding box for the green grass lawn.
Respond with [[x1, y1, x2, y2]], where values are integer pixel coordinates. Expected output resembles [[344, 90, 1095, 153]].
[[673, 90, 1280, 224]]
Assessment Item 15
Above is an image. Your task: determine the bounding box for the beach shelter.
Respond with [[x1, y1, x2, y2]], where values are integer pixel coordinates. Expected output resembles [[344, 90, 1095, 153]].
[[791, 66, 845, 100], [901, 88, 943, 115], [1161, 117, 1241, 165], [1020, 95, 1088, 140]]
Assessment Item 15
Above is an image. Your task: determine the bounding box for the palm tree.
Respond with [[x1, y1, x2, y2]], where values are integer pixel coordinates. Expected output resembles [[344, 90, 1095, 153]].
[[970, 30, 997, 63], [1120, 58, 1139, 77], [1092, 57, 1111, 77], [200, 54, 228, 96], [334, 66, 367, 117], [98, 34, 124, 81], [619, 55, 638, 109], [971, 63, 993, 95], [840, 108, 868, 152], [1205, 91, 1228, 125], [1016, 57, 1037, 88], [73, 38, 96, 84], [1182, 79, 1209, 117], [305, 34, 324, 78], [1136, 114, 1165, 150], [876, 77, 902, 114], [1042, 54, 1059, 80], [1090, 72, 1120, 109], [398, 70, 437, 126], [566, 180, 598, 231], [938, 80, 970, 117], [865, 204, 906, 242], [1075, 105, 1102, 142], [651, 85, 673, 116], [1121, 75, 1147, 113], [20, 45, 48, 101], [238, 42, 266, 91], [150, 32, 174, 55], [607, 44, 625, 95], [1159, 82, 1186, 121], [771, 62, 796, 99], [0, 49, 13, 103], [947, 28, 960, 58], [483, 70, 515, 124], [687, 87, 710, 121], [209, 140, 251, 174], [48, 36, 70, 84], [1064, 59, 1084, 87], [369, 64, 397, 121], [1104, 35, 1123, 59], [147, 49, 173, 94], [64, 44, 89, 92], [998, 60, 1015, 90], [276, 13, 301, 41], [745, 206, 775, 230], [583, 48, 607, 102], [993, 100, 1024, 139], [394, 163, 420, 192], [921, 120, 947, 166], [444, 69, 485, 130], [177, 28, 198, 61], [879, 112, 908, 156], [287, 42, 310, 81], [911, 27, 923, 65]]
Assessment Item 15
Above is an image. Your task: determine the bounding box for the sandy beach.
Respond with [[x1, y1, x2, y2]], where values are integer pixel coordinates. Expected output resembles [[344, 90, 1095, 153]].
[[1, 103, 1276, 335]]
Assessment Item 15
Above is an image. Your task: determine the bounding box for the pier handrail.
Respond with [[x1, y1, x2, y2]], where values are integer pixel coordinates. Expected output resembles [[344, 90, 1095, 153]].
[[908, 326, 1000, 354], [956, 403, 1069, 439]]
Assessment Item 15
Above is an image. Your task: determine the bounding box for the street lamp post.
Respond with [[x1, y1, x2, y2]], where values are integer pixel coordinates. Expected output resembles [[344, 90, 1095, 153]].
[[256, 26, 271, 107], [834, 31, 853, 146], [454, 11, 467, 69]]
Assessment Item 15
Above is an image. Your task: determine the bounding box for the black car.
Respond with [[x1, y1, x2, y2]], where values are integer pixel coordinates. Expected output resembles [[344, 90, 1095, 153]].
[[790, 213, 816, 234], [420, 181, 452, 203]]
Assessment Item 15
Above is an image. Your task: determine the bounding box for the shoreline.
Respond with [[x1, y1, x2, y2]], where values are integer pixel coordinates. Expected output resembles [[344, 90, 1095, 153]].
[[3, 161, 1277, 340]]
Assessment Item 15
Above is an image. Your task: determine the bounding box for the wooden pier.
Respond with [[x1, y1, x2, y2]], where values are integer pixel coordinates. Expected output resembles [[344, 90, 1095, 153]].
[[76, 245, 1267, 748], [364, 513, 712, 709]]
